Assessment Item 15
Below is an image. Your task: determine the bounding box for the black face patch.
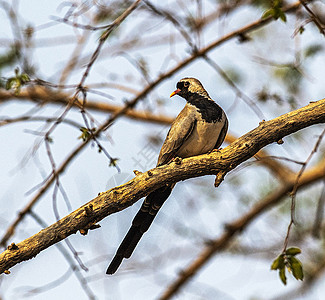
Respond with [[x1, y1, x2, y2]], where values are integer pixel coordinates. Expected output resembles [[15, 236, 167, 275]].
[[176, 82, 184, 90], [186, 93, 223, 123]]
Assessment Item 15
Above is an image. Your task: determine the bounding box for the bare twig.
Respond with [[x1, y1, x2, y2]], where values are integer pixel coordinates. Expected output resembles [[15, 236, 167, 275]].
[[28, 211, 95, 299], [41, 0, 141, 176], [202, 54, 265, 120], [299, 0, 325, 36], [282, 128, 325, 252], [312, 180, 325, 238]]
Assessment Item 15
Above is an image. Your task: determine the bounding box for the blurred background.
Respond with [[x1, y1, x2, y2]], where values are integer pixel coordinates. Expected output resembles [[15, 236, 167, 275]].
[[0, 0, 325, 299]]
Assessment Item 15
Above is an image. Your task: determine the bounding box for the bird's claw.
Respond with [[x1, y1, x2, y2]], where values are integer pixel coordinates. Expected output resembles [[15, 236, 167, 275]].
[[209, 148, 222, 154], [169, 157, 182, 165]]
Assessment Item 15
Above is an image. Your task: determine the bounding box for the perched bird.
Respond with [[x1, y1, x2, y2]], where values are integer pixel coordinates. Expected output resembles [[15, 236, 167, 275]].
[[106, 77, 228, 274]]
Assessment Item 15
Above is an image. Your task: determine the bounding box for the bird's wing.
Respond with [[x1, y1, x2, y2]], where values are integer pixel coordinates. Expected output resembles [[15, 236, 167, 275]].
[[157, 105, 197, 166], [214, 114, 228, 149]]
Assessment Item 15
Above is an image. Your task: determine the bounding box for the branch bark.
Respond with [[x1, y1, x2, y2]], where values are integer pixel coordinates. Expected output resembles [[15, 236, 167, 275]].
[[0, 98, 324, 274]]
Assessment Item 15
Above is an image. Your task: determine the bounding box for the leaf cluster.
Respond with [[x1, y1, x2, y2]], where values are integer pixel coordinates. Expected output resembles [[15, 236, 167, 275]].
[[5, 68, 30, 95], [262, 0, 287, 22], [78, 127, 94, 142], [271, 247, 304, 285]]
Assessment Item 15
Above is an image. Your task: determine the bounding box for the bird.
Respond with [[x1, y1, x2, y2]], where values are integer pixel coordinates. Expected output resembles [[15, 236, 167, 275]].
[[106, 77, 228, 274]]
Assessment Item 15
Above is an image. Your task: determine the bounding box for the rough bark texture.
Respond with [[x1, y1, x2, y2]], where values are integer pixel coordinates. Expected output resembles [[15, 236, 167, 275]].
[[0, 98, 324, 274]]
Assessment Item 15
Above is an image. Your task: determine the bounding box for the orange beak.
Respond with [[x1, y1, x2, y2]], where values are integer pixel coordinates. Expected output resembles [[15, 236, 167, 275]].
[[170, 88, 181, 98]]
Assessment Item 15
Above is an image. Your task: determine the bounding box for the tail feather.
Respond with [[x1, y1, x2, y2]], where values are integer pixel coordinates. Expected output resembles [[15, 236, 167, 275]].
[[106, 186, 172, 275]]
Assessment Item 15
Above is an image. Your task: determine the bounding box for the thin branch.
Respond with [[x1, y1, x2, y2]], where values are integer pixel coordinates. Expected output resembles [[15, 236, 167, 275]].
[[0, 115, 82, 128], [41, 0, 141, 153], [299, 0, 325, 36], [312, 179, 325, 238], [28, 210, 96, 299], [0, 87, 174, 125], [283, 128, 325, 252], [143, 0, 197, 51], [77, 0, 141, 88], [202, 54, 265, 120]]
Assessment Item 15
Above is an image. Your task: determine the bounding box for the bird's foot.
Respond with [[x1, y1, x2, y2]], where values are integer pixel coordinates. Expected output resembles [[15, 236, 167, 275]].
[[209, 148, 222, 154], [169, 157, 182, 165]]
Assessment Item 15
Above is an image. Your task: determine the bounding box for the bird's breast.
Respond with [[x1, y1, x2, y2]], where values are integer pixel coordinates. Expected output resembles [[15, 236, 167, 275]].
[[176, 113, 226, 158]]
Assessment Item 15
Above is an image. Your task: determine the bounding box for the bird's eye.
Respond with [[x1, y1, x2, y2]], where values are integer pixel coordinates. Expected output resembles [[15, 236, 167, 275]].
[[184, 82, 189, 87]]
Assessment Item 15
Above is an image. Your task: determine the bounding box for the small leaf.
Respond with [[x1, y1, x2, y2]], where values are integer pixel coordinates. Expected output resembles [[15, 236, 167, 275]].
[[299, 26, 305, 34], [46, 136, 53, 143], [20, 73, 30, 83], [261, 1, 287, 22], [285, 247, 301, 256], [78, 127, 90, 142], [279, 267, 287, 285], [304, 44, 323, 59], [262, 8, 275, 19], [289, 257, 304, 281], [278, 10, 287, 22], [6, 77, 21, 95], [109, 158, 119, 167], [5, 69, 30, 95], [271, 255, 284, 270], [5, 77, 17, 90]]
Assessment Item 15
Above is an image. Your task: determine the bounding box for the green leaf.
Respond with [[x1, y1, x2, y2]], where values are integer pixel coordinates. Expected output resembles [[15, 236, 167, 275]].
[[271, 255, 284, 270], [299, 26, 305, 34], [5, 69, 30, 95], [262, 8, 275, 19], [261, 1, 287, 22], [285, 247, 301, 256], [20, 73, 30, 83], [279, 267, 287, 285], [5, 77, 18, 90], [278, 10, 287, 22], [46, 136, 53, 143], [78, 127, 91, 142], [304, 44, 323, 59], [289, 257, 304, 281]]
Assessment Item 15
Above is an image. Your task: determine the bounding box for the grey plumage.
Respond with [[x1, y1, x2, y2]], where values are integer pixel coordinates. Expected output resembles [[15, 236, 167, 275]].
[[106, 77, 228, 274]]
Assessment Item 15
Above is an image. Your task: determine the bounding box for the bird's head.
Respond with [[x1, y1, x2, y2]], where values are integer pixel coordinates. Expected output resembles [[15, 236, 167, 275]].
[[170, 77, 210, 99]]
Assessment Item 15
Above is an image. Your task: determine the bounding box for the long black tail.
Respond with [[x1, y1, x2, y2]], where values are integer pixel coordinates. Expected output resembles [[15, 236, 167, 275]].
[[106, 185, 172, 274]]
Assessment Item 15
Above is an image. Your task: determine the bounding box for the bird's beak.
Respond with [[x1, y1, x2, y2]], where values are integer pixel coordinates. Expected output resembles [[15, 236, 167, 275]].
[[170, 88, 181, 98]]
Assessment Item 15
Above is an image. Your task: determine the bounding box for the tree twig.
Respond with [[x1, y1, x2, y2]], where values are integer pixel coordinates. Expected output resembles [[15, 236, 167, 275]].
[[299, 0, 325, 36]]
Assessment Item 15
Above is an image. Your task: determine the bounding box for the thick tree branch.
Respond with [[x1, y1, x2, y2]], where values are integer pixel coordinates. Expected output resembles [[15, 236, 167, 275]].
[[0, 98, 324, 274]]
